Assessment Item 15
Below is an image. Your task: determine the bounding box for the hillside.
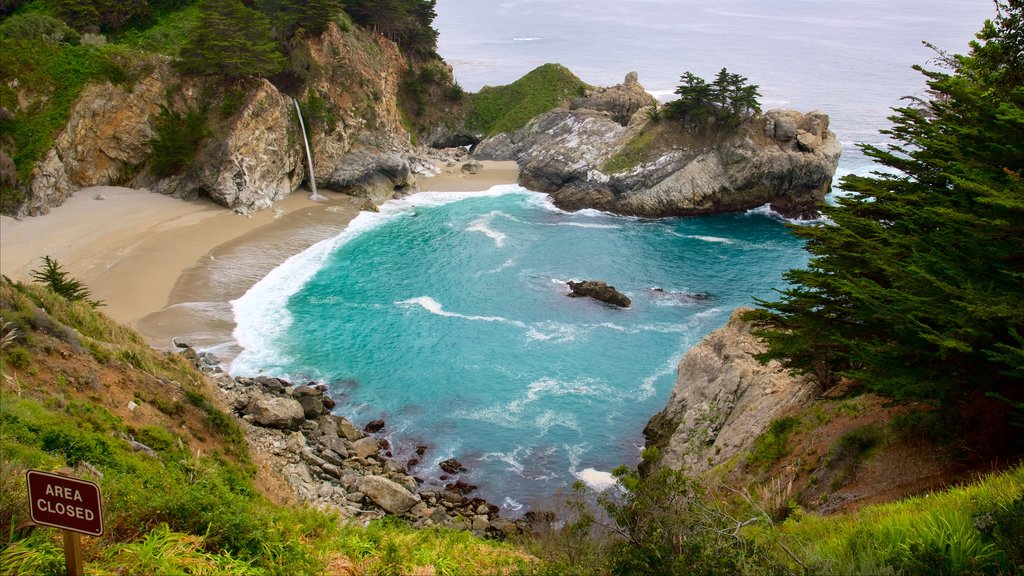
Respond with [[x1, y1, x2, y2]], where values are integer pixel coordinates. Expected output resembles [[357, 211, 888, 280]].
[[0, 275, 536, 574]]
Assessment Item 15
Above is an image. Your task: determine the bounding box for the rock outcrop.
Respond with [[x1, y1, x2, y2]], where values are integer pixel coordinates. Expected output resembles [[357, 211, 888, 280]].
[[643, 308, 820, 475], [567, 280, 632, 308], [570, 71, 657, 126], [16, 22, 426, 216], [150, 78, 305, 213], [474, 74, 841, 219]]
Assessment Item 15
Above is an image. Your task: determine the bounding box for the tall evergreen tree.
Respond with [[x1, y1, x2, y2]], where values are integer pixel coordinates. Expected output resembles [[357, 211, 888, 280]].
[[747, 1, 1023, 409], [177, 0, 285, 79]]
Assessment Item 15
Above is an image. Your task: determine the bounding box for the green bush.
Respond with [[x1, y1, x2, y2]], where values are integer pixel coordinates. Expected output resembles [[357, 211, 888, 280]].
[[149, 105, 208, 177], [0, 12, 80, 44], [3, 345, 32, 369], [39, 427, 114, 467], [748, 416, 799, 466], [600, 464, 780, 576]]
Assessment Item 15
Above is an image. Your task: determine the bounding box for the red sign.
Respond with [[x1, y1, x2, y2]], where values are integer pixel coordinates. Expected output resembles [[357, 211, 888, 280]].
[[26, 470, 104, 537]]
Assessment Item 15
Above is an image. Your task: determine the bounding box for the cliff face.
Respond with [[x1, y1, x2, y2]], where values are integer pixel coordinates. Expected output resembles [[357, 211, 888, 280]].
[[644, 308, 820, 475], [19, 22, 419, 215], [474, 75, 841, 219]]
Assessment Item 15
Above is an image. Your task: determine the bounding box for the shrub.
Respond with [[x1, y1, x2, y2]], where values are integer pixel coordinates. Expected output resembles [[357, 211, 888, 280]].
[[3, 345, 32, 369], [748, 416, 799, 466], [0, 12, 80, 44], [600, 464, 780, 576], [39, 427, 114, 467], [149, 105, 208, 177]]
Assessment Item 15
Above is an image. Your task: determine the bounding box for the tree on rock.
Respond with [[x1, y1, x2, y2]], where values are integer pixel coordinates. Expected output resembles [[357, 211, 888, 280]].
[[665, 68, 761, 127], [747, 1, 1023, 416], [177, 0, 285, 79]]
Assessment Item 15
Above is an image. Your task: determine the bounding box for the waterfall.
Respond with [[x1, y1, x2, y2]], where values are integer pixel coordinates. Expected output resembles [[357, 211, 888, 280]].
[[293, 98, 326, 201]]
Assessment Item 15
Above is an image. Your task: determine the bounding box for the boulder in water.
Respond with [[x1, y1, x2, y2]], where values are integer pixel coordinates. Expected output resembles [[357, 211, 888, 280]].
[[567, 280, 631, 308]]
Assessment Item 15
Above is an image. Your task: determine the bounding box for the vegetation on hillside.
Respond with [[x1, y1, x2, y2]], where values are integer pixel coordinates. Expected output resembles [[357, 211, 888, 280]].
[[466, 63, 590, 136], [176, 0, 284, 79], [0, 276, 534, 575], [746, 0, 1024, 443]]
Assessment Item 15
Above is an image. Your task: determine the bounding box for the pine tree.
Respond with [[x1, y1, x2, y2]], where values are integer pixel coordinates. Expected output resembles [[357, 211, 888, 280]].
[[31, 256, 104, 307], [177, 0, 285, 79], [666, 68, 760, 127], [748, 1, 1024, 409]]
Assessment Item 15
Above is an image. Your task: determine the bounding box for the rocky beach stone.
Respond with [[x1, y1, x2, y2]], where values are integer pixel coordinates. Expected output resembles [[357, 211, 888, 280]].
[[364, 419, 386, 433], [358, 475, 420, 515], [460, 160, 482, 174], [570, 71, 657, 126], [353, 437, 381, 460], [439, 458, 466, 474], [247, 396, 305, 430]]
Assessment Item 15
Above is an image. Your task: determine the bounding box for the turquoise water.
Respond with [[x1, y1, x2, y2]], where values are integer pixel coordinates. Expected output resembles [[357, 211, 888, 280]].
[[231, 187, 809, 510]]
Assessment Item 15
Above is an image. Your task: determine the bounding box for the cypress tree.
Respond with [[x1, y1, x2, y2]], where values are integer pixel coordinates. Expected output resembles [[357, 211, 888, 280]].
[[177, 0, 285, 79], [748, 1, 1023, 409]]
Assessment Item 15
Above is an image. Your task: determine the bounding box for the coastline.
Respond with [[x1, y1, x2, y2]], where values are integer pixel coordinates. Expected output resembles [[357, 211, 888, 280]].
[[0, 161, 520, 353]]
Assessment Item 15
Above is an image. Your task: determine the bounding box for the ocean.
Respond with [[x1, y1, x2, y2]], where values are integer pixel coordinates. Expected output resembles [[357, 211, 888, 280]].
[[434, 0, 995, 181], [228, 1, 995, 510]]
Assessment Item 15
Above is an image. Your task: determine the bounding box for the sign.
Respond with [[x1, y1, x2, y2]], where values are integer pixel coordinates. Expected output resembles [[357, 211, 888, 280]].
[[26, 470, 104, 537]]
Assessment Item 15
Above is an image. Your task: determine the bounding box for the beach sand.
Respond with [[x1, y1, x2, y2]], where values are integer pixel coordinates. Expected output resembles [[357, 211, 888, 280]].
[[0, 161, 519, 353]]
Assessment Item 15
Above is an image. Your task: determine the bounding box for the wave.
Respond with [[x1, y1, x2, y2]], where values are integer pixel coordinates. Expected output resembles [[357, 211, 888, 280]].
[[636, 307, 722, 399], [545, 221, 623, 229], [525, 321, 578, 343], [476, 258, 517, 276], [536, 410, 581, 436], [686, 235, 734, 244], [575, 468, 618, 492], [512, 37, 541, 41], [396, 296, 522, 326], [467, 211, 508, 247], [165, 300, 235, 322], [745, 203, 832, 226], [230, 186, 535, 374]]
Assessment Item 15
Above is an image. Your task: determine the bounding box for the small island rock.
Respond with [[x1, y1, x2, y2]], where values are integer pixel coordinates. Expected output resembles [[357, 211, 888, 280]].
[[567, 280, 631, 308]]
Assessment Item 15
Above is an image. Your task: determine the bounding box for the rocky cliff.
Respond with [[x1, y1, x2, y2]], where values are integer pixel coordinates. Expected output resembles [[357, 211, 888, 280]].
[[17, 22, 428, 216], [474, 74, 841, 219], [643, 308, 820, 475]]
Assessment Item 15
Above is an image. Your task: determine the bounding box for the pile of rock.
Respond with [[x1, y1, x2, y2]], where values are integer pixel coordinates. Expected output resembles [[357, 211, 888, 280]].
[[183, 348, 525, 538]]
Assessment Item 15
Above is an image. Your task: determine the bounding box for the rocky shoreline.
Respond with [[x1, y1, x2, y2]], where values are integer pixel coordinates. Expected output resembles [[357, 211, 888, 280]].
[[180, 346, 525, 539]]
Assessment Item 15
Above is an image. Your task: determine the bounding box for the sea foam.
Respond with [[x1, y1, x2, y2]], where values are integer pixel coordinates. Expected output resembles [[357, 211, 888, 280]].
[[231, 185, 532, 375]]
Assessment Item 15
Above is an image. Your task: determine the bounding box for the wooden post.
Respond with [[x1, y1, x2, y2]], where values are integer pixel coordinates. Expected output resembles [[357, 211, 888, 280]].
[[62, 529, 83, 576]]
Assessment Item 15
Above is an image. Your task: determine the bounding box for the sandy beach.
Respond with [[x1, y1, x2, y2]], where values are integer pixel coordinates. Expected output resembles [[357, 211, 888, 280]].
[[0, 160, 520, 351]]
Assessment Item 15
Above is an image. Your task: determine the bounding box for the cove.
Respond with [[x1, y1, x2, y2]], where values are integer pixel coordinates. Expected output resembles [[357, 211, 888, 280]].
[[231, 186, 809, 511]]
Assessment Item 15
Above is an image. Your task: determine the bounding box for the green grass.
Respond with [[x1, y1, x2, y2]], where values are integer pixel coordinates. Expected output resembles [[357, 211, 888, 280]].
[[466, 63, 589, 136], [769, 465, 1024, 575], [602, 128, 658, 174]]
